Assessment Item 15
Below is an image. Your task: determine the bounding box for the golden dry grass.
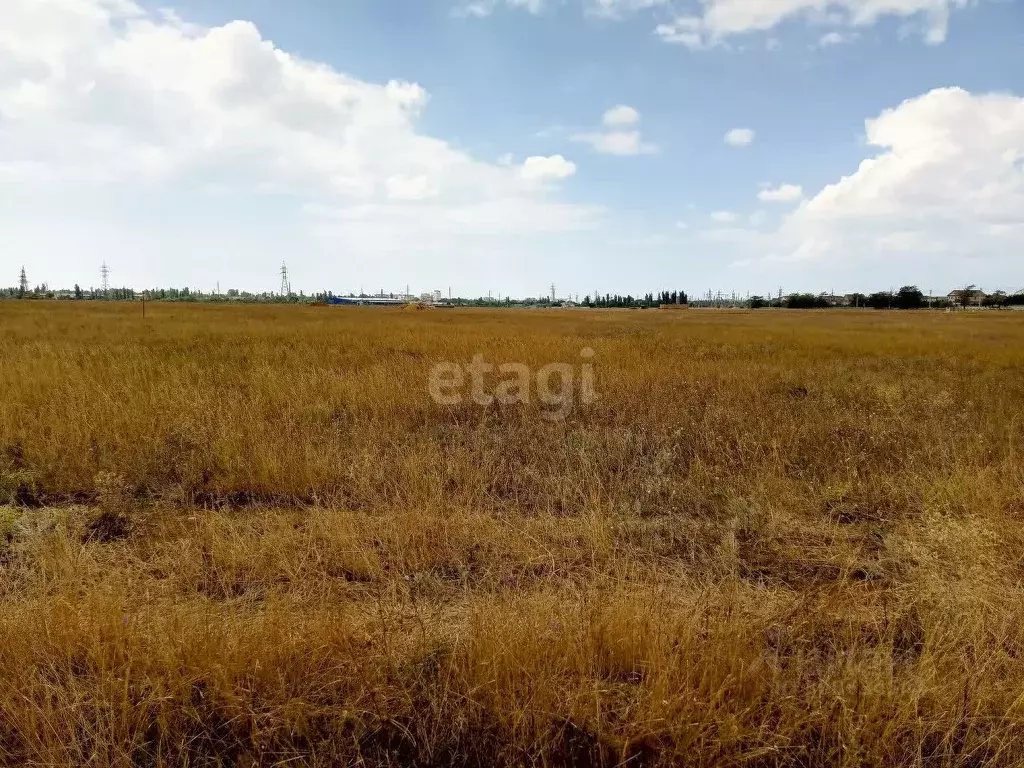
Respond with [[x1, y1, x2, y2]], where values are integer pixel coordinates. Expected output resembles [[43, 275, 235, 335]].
[[1, 301, 1023, 766]]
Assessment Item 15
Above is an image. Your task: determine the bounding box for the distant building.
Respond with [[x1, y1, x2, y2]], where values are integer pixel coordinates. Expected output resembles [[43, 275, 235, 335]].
[[947, 288, 987, 306], [819, 292, 850, 307]]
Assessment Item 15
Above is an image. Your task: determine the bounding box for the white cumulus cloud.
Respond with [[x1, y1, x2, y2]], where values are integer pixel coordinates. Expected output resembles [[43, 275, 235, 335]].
[[572, 131, 657, 156], [759, 184, 803, 202], [655, 0, 969, 48], [572, 106, 657, 156], [455, 0, 545, 17], [725, 128, 755, 146], [520, 154, 578, 181], [588, 0, 668, 18], [655, 17, 707, 48], [817, 31, 852, 47], [706, 88, 1024, 291], [461, 0, 975, 50], [711, 210, 737, 223], [781, 87, 1024, 266], [603, 105, 641, 127]]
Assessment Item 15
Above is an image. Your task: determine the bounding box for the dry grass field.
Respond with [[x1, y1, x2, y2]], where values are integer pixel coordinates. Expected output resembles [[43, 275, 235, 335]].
[[1, 300, 1024, 767]]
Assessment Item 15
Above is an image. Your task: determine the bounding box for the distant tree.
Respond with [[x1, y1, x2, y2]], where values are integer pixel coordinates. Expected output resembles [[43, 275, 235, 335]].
[[848, 293, 867, 308], [1006, 293, 1024, 307], [785, 293, 820, 309], [867, 291, 894, 310], [895, 285, 924, 310], [74, 284, 83, 300], [749, 296, 768, 309], [982, 292, 1006, 308]]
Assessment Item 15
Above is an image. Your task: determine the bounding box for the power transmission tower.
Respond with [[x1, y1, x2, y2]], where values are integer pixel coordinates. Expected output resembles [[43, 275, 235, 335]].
[[101, 262, 110, 295], [550, 283, 556, 303], [280, 262, 290, 297], [18, 266, 28, 297]]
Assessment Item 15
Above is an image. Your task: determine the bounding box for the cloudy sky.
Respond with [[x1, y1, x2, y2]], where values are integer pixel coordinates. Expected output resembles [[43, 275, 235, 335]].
[[2, 0, 1022, 297]]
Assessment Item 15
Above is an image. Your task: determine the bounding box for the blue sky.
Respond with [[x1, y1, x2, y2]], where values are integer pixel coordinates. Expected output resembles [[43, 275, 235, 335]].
[[2, 0, 1023, 297]]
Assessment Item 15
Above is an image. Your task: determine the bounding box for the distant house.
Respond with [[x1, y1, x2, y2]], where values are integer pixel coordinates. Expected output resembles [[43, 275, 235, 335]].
[[947, 288, 987, 306], [820, 293, 851, 307]]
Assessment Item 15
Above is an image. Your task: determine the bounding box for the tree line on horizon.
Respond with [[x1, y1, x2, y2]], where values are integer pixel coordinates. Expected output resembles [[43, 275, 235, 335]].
[[755, 285, 1024, 310], [4, 270, 1023, 309]]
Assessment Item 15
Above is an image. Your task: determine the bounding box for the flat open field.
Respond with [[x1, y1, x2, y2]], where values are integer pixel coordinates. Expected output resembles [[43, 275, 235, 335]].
[[2, 301, 1024, 767]]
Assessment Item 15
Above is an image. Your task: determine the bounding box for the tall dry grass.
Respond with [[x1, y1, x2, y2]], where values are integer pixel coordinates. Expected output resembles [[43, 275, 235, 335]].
[[1, 301, 1023, 766]]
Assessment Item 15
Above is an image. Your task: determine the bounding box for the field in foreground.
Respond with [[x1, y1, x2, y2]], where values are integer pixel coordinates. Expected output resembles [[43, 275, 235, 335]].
[[1, 301, 1024, 767]]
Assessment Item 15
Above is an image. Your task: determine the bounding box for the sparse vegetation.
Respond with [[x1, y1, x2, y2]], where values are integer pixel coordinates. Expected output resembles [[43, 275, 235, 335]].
[[1, 301, 1023, 766]]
